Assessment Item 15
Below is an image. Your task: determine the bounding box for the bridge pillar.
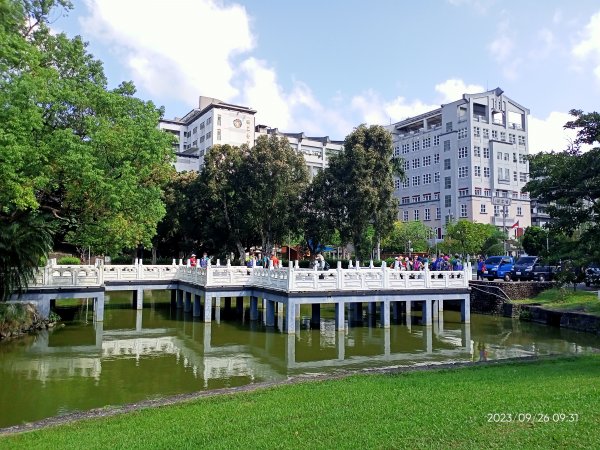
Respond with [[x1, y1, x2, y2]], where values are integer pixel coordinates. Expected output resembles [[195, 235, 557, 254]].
[[135, 309, 143, 332], [380, 300, 390, 328], [285, 334, 296, 365], [132, 288, 143, 310], [176, 289, 184, 309], [236, 296, 244, 316], [94, 320, 104, 347], [94, 293, 104, 322], [432, 299, 439, 321], [424, 324, 433, 353], [170, 290, 177, 308], [405, 300, 412, 324], [203, 295, 212, 322], [285, 301, 296, 334], [337, 330, 345, 359], [461, 323, 471, 350], [265, 299, 275, 327], [311, 303, 320, 328], [335, 302, 345, 332], [422, 300, 432, 326], [383, 327, 391, 356], [193, 294, 202, 317], [460, 296, 471, 323], [367, 301, 376, 316], [184, 291, 192, 313], [249, 296, 259, 321]]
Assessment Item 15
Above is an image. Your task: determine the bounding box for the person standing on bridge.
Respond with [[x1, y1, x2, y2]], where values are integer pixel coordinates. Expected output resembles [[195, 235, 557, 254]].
[[199, 252, 209, 268], [477, 256, 485, 280], [189, 254, 197, 267]]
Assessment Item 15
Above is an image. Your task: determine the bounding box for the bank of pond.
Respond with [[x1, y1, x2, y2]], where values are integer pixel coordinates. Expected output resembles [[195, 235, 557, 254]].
[[0, 289, 599, 431]]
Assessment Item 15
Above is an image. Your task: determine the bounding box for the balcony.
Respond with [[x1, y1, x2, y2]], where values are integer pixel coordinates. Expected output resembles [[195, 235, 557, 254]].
[[491, 216, 516, 226]]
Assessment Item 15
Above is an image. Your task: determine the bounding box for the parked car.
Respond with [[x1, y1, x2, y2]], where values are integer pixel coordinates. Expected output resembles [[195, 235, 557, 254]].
[[584, 264, 600, 287], [511, 256, 556, 281], [482, 256, 514, 281]]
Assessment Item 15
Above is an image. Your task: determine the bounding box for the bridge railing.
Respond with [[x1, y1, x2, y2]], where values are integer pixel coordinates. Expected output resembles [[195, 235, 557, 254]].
[[30, 261, 471, 291]]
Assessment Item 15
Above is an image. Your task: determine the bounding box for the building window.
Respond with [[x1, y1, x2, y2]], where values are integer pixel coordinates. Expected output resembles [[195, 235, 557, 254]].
[[518, 135, 526, 146], [200, 136, 205, 143], [504, 153, 509, 161], [484, 189, 491, 197], [444, 140, 450, 152], [402, 179, 410, 188], [512, 191, 519, 199], [413, 141, 420, 152], [522, 192, 529, 199], [402, 143, 410, 154], [412, 159, 420, 169], [412, 175, 421, 186], [436, 208, 441, 220], [480, 204, 487, 214], [519, 154, 526, 164], [393, 147, 400, 157], [474, 126, 481, 137], [520, 172, 528, 182], [474, 146, 481, 157], [459, 166, 469, 178], [434, 153, 440, 164], [484, 167, 490, 178], [394, 179, 401, 189], [412, 195, 420, 203], [509, 134, 516, 144], [217, 129, 221, 141], [474, 166, 481, 177], [446, 122, 453, 132], [459, 188, 469, 197], [423, 193, 432, 201], [445, 195, 452, 208], [423, 173, 432, 184], [458, 128, 468, 139], [414, 209, 420, 220], [403, 211, 409, 221], [402, 197, 410, 205], [424, 208, 431, 221], [517, 206, 523, 216], [434, 172, 440, 183], [423, 155, 431, 166], [434, 192, 440, 200], [513, 152, 517, 162], [491, 129, 498, 139], [475, 187, 482, 196], [500, 131, 506, 142], [494, 205, 501, 216], [497, 152, 503, 160], [193, 127, 198, 134], [207, 117, 212, 125], [206, 131, 212, 139], [433, 135, 440, 146], [217, 115, 221, 126], [513, 171, 518, 181], [423, 137, 431, 148], [483, 147, 490, 158], [444, 176, 452, 189], [444, 159, 451, 170], [460, 204, 468, 217], [483, 128, 489, 139], [403, 160, 409, 171], [192, 140, 197, 146], [458, 147, 468, 158]]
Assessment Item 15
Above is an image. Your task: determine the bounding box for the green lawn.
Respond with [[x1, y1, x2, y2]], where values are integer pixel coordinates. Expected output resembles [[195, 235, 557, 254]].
[[513, 288, 600, 316], [3, 356, 600, 449]]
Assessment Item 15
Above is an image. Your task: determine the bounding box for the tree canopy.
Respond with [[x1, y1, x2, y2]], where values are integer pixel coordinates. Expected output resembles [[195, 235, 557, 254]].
[[525, 109, 600, 263], [381, 221, 432, 254]]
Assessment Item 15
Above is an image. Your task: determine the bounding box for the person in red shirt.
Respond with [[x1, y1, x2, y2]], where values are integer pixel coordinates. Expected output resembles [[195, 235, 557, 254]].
[[189, 254, 197, 267], [270, 253, 279, 268]]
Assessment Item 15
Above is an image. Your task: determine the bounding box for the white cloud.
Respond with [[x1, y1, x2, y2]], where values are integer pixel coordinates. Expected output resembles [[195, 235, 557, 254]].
[[528, 112, 580, 154], [572, 11, 600, 82], [434, 79, 484, 103], [81, 0, 254, 103], [488, 19, 521, 80]]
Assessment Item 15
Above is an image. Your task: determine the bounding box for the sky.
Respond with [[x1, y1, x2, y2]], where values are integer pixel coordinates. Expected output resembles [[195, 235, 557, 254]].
[[50, 0, 600, 153]]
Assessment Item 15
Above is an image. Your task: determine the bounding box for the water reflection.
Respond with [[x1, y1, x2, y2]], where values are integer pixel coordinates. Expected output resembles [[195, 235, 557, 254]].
[[1, 290, 599, 428]]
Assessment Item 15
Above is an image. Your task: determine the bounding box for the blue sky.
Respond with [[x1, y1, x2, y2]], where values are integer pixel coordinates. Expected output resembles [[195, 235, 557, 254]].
[[53, 0, 600, 152]]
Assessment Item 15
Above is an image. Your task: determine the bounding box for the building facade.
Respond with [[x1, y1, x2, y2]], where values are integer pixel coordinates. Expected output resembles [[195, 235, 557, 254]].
[[387, 87, 531, 239], [159, 96, 257, 172], [255, 126, 344, 179]]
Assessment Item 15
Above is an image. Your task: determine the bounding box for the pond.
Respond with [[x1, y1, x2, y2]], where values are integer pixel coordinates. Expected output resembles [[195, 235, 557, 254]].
[[1, 290, 599, 428]]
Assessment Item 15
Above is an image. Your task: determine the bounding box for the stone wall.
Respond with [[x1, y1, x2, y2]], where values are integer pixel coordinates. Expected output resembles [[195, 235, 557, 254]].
[[469, 281, 554, 315]]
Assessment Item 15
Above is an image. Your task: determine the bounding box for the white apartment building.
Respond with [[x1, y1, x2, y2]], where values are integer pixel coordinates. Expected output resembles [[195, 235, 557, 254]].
[[255, 126, 344, 179], [159, 96, 257, 172], [387, 87, 531, 239]]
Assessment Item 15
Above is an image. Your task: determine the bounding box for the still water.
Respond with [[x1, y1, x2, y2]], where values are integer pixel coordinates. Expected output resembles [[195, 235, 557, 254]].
[[1, 290, 599, 428]]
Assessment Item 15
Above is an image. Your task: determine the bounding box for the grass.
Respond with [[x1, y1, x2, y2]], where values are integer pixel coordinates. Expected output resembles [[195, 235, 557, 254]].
[[513, 288, 600, 316], [2, 356, 600, 449]]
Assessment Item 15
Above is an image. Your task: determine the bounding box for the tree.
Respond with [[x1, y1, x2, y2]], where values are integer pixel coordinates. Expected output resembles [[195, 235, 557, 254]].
[[1, 1, 174, 297], [442, 220, 499, 256], [381, 221, 431, 254], [325, 125, 403, 260], [521, 226, 548, 256], [525, 109, 600, 264], [243, 135, 310, 257], [301, 170, 339, 255]]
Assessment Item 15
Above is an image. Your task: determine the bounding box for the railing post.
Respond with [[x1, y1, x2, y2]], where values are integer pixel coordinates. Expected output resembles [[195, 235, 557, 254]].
[[287, 261, 294, 292], [381, 261, 388, 289], [72, 268, 77, 286], [294, 260, 299, 269], [206, 262, 212, 286], [424, 266, 430, 288], [369, 260, 374, 269], [172, 258, 176, 266], [216, 259, 221, 267], [348, 260, 353, 269], [97, 265, 104, 286], [337, 261, 343, 290]]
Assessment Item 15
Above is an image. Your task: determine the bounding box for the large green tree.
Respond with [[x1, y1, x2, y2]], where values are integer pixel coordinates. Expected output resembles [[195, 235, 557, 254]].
[[525, 109, 600, 264], [325, 125, 403, 260], [1, 0, 174, 297], [381, 221, 432, 253], [441, 220, 499, 257]]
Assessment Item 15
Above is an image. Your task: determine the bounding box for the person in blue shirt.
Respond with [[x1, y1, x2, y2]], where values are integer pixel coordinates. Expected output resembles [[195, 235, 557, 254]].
[[477, 256, 485, 280]]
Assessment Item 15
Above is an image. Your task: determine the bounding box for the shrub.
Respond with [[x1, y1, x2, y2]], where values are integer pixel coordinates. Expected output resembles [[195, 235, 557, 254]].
[[57, 256, 81, 265]]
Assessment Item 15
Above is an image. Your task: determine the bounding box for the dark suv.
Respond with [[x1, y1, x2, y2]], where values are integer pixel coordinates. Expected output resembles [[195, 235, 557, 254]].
[[511, 256, 556, 281]]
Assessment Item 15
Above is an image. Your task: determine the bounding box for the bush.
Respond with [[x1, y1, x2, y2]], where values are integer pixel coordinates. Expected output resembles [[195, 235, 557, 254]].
[[57, 256, 81, 265]]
